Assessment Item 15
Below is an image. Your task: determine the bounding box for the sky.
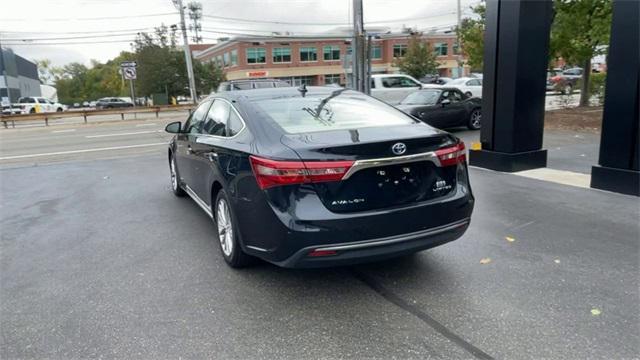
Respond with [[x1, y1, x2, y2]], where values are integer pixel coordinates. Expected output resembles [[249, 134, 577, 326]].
[[0, 0, 479, 67]]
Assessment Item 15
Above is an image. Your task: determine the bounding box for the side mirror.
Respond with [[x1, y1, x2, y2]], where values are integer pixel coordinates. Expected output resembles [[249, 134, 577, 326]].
[[441, 99, 451, 107], [165, 121, 182, 134]]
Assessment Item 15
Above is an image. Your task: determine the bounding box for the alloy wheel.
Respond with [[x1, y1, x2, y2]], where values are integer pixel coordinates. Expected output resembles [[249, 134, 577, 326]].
[[470, 110, 482, 129], [216, 199, 234, 257]]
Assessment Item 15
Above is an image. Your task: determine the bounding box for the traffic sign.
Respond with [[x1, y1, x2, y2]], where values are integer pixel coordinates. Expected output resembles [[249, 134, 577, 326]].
[[123, 67, 137, 80], [120, 61, 137, 68]]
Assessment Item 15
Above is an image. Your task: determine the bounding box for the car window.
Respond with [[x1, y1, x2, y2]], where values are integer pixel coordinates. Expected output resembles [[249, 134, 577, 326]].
[[400, 90, 441, 105], [37, 98, 47, 104], [231, 82, 252, 90], [449, 78, 467, 85], [202, 100, 230, 136], [253, 90, 417, 134], [399, 77, 420, 87], [370, 79, 376, 89], [227, 109, 244, 136], [185, 100, 212, 134], [255, 82, 273, 89], [467, 79, 481, 86], [19, 98, 34, 103], [441, 90, 462, 103]]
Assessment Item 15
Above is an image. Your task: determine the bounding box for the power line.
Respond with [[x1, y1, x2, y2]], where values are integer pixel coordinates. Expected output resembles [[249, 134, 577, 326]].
[[1, 33, 143, 41], [1, 39, 136, 46], [200, 10, 457, 26], [0, 12, 176, 22], [0, 28, 156, 35]]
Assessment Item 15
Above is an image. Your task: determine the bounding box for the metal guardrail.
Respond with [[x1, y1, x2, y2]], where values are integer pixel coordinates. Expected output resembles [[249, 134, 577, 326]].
[[0, 104, 195, 128]]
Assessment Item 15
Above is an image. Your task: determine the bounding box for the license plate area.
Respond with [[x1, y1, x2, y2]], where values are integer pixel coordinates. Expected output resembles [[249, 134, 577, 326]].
[[315, 161, 457, 213]]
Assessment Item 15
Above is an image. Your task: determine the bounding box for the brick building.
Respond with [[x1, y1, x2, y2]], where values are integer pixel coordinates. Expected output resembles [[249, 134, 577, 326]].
[[194, 32, 467, 86]]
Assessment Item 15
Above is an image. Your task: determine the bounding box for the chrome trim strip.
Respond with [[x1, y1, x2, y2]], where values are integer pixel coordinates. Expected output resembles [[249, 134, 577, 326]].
[[315, 218, 470, 252], [185, 185, 213, 218], [342, 151, 442, 179], [194, 98, 247, 142], [246, 245, 268, 252]]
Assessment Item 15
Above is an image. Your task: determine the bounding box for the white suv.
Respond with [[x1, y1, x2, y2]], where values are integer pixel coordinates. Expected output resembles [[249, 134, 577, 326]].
[[16, 97, 66, 114]]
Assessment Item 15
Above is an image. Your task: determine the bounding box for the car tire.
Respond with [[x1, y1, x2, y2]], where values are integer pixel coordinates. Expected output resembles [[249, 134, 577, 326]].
[[468, 108, 482, 130], [29, 108, 36, 114], [214, 190, 253, 268], [169, 154, 186, 197], [465, 91, 473, 98], [56, 108, 63, 112], [563, 85, 573, 95]]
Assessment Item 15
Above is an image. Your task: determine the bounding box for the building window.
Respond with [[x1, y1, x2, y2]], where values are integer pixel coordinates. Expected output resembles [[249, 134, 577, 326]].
[[323, 45, 340, 61], [230, 49, 238, 66], [299, 47, 318, 62], [223, 52, 230, 67], [452, 43, 460, 55], [393, 44, 407, 58], [371, 45, 382, 59], [246, 48, 266, 64], [434, 43, 448, 56], [291, 76, 315, 86], [325, 74, 341, 85], [272, 47, 291, 63]]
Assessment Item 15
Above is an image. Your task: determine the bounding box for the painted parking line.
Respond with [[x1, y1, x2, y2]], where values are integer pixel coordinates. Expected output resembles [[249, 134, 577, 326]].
[[52, 129, 77, 133], [513, 168, 591, 189], [85, 130, 161, 138], [0, 142, 167, 160]]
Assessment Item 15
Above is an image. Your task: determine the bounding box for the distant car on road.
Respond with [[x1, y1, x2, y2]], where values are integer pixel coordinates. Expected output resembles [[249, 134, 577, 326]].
[[396, 88, 482, 130], [446, 77, 483, 98], [164, 87, 474, 268], [216, 79, 291, 92], [14, 97, 65, 114], [95, 97, 133, 109], [548, 68, 582, 94]]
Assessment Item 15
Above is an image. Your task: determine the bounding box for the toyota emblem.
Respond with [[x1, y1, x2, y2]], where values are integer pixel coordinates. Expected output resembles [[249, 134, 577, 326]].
[[391, 142, 407, 155]]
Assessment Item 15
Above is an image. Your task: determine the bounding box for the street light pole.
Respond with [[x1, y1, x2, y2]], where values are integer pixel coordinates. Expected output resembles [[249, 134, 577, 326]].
[[174, 0, 198, 104], [352, 0, 365, 92], [456, 0, 464, 77]]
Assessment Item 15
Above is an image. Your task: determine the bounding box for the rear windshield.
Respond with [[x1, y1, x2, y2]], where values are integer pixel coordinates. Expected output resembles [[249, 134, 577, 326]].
[[253, 90, 417, 134]]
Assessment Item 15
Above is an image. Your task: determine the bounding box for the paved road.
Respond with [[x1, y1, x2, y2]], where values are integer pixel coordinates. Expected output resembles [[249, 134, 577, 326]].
[[1, 150, 637, 359], [1, 117, 598, 175], [1, 119, 638, 358]]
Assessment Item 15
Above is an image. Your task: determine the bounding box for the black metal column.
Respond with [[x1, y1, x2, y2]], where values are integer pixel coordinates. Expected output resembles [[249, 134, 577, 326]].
[[469, 0, 553, 172], [590, 0, 639, 196]]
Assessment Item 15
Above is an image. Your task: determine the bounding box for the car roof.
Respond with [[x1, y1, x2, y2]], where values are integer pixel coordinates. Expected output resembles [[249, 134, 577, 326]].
[[417, 87, 459, 92], [205, 86, 352, 102]]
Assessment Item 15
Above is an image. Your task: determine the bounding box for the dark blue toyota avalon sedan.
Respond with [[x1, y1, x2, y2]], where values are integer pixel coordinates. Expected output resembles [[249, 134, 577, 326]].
[[165, 87, 474, 268]]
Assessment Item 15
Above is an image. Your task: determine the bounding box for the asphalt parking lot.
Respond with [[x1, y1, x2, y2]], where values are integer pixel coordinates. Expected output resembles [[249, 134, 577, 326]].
[[1, 122, 638, 359]]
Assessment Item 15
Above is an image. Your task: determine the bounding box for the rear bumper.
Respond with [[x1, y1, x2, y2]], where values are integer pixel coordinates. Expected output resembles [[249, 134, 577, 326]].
[[235, 181, 474, 268], [272, 218, 470, 268]]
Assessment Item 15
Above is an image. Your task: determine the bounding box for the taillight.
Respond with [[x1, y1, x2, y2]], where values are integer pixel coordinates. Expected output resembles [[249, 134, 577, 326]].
[[435, 142, 466, 166], [249, 155, 354, 190]]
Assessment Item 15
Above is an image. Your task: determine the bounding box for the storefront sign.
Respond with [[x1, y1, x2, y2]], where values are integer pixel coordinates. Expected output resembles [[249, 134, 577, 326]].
[[247, 71, 268, 78]]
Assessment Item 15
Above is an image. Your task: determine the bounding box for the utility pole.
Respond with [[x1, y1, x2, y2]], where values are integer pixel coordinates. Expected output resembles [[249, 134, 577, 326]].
[[456, 0, 464, 78], [173, 0, 198, 103], [188, 2, 203, 44], [352, 0, 365, 92]]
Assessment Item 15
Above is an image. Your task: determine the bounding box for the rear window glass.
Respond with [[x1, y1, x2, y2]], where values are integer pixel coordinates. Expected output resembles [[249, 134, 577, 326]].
[[231, 83, 253, 90], [253, 90, 417, 134], [255, 82, 273, 89]]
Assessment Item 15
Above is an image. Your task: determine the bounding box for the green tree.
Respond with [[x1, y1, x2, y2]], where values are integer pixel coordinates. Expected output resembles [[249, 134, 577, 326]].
[[550, 0, 612, 106], [194, 60, 226, 95], [457, 2, 485, 72], [395, 34, 439, 79]]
